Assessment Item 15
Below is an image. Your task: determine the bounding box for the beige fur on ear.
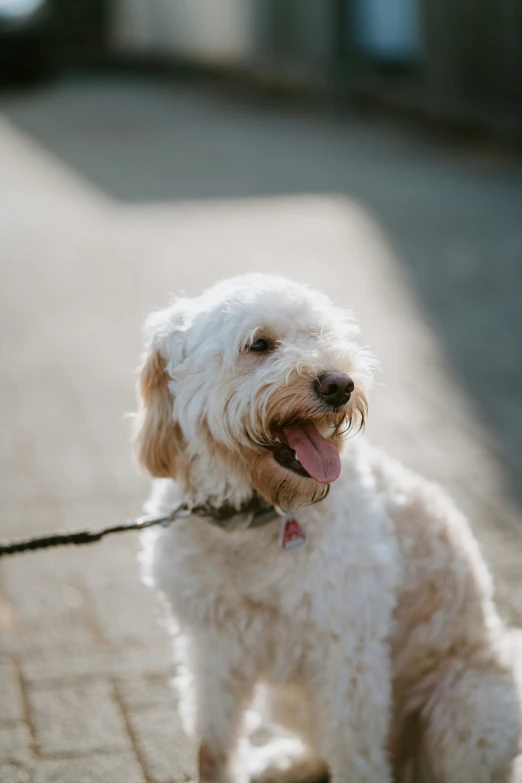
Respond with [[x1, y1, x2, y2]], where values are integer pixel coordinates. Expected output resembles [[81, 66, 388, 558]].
[[135, 349, 183, 478]]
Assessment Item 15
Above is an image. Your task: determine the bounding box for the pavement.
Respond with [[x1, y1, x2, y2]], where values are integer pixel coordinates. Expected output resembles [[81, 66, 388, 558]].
[[0, 72, 521, 782]]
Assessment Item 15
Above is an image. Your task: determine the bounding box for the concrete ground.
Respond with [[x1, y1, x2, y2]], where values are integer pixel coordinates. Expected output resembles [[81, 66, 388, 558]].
[[0, 73, 521, 782]]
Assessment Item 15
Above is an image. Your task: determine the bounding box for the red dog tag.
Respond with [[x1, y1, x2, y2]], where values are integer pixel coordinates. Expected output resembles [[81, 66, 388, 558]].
[[279, 517, 306, 552]]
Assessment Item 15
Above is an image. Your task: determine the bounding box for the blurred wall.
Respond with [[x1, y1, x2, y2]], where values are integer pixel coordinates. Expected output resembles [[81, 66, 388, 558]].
[[111, 0, 333, 81], [112, 0, 253, 62], [109, 0, 522, 138]]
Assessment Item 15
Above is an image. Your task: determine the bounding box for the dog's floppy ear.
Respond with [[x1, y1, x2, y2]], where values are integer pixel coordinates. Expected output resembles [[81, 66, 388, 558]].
[[135, 348, 180, 477], [134, 303, 188, 478]]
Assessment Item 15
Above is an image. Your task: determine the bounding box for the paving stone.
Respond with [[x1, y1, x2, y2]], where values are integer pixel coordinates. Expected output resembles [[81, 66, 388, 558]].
[[511, 629, 522, 684], [31, 754, 148, 783], [0, 555, 87, 627], [89, 581, 168, 645], [0, 502, 63, 540], [0, 597, 16, 640], [128, 703, 195, 783], [0, 625, 94, 658], [0, 755, 147, 783], [22, 645, 174, 687], [27, 682, 130, 755], [0, 761, 31, 783], [0, 662, 24, 723], [116, 674, 174, 711], [0, 724, 31, 759]]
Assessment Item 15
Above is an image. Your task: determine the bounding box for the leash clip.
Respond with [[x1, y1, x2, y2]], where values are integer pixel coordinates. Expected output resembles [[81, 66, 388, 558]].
[[170, 504, 191, 523]]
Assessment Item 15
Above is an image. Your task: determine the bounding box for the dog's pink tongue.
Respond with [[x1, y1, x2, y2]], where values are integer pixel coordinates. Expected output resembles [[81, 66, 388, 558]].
[[283, 422, 341, 484]]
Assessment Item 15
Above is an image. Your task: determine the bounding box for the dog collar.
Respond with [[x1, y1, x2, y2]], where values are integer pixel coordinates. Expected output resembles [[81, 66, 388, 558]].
[[176, 498, 307, 553], [188, 495, 280, 531]]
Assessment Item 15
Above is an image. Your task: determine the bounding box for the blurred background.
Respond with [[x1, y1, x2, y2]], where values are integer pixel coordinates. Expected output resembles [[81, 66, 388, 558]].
[[0, 2, 521, 781]]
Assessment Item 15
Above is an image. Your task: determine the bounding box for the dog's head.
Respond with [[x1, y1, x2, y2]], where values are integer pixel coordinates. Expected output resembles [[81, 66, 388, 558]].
[[135, 274, 374, 511]]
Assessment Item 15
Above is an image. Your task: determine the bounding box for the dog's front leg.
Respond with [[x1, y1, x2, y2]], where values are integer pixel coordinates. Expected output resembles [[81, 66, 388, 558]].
[[193, 630, 255, 783], [309, 639, 392, 783]]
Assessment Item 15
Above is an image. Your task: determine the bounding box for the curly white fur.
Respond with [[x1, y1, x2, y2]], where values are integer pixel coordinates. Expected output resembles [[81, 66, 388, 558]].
[[137, 274, 521, 783]]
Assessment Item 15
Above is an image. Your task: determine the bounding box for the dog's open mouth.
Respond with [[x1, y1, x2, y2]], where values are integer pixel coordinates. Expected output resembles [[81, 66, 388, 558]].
[[269, 422, 341, 484]]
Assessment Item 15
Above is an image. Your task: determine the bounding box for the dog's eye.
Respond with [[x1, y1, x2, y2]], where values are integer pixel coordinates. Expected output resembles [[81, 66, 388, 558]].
[[249, 337, 270, 352]]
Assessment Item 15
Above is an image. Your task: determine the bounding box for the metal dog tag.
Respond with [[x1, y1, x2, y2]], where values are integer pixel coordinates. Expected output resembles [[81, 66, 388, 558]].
[[279, 517, 306, 552]]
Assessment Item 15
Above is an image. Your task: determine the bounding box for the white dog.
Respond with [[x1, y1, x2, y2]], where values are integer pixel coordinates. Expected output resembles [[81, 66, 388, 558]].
[[136, 274, 521, 783]]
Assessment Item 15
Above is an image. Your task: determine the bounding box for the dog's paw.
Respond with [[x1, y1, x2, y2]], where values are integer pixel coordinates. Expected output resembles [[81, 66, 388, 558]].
[[245, 737, 327, 783], [198, 743, 235, 783]]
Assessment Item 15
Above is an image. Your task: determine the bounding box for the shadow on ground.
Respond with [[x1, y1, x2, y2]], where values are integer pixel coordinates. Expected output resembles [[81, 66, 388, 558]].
[[2, 71, 522, 505]]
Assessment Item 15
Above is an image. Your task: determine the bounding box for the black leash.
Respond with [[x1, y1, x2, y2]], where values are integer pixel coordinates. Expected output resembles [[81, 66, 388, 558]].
[[0, 506, 188, 557], [0, 501, 279, 557]]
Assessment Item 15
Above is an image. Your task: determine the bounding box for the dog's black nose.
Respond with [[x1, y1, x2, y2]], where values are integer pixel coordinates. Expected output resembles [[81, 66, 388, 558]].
[[316, 372, 354, 407]]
